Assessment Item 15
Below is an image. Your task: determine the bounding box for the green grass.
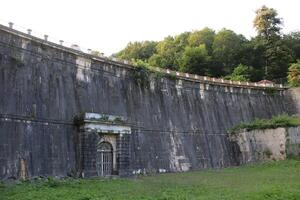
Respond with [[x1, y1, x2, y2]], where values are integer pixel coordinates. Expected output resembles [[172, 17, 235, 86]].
[[230, 114, 300, 134], [1, 159, 300, 200]]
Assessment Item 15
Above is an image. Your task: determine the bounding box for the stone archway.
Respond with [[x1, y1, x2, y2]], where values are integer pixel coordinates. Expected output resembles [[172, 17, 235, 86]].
[[76, 113, 131, 177], [96, 142, 113, 176]]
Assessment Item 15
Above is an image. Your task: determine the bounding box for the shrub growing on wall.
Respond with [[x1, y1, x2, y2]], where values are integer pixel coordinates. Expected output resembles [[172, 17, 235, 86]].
[[132, 60, 151, 88]]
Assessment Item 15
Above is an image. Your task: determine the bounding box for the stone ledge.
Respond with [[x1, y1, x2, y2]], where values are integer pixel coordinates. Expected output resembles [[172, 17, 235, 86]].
[[0, 23, 287, 90]]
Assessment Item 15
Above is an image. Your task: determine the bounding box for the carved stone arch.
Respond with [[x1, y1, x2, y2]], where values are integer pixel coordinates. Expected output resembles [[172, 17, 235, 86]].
[[76, 113, 131, 177], [98, 135, 117, 153], [96, 142, 113, 176]]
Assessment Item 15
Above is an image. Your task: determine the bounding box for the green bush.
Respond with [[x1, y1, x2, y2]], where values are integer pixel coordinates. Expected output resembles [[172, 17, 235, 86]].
[[132, 60, 151, 88], [225, 64, 254, 82], [164, 71, 177, 80], [132, 59, 179, 87], [230, 114, 300, 134], [151, 70, 165, 81]]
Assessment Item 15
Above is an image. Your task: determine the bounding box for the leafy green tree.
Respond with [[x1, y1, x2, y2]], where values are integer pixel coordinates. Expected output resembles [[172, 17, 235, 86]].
[[225, 64, 254, 81], [246, 38, 265, 72], [212, 29, 248, 74], [174, 32, 191, 52], [264, 39, 293, 81], [116, 41, 157, 61], [283, 32, 300, 61], [253, 5, 293, 81], [188, 27, 215, 54], [149, 32, 190, 70], [287, 61, 300, 87], [148, 54, 165, 68], [113, 8, 295, 84], [254, 5, 282, 39], [150, 36, 177, 69], [179, 45, 210, 75]]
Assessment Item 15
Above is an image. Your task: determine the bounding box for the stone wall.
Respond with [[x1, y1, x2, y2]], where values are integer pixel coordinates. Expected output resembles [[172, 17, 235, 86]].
[[231, 127, 300, 163], [286, 127, 300, 158], [0, 25, 297, 179], [0, 120, 76, 179], [289, 88, 300, 114]]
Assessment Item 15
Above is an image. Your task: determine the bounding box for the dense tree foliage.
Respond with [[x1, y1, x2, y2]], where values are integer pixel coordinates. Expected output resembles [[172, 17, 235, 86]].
[[283, 32, 300, 60], [115, 6, 299, 84], [116, 41, 158, 61], [212, 29, 248, 74], [288, 61, 300, 87], [253, 6, 282, 39], [188, 27, 215, 54], [253, 5, 293, 81], [225, 64, 254, 82], [179, 45, 210, 75]]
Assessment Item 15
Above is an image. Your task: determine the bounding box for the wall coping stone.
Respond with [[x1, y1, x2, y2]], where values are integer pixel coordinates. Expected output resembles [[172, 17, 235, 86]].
[[0, 23, 288, 90]]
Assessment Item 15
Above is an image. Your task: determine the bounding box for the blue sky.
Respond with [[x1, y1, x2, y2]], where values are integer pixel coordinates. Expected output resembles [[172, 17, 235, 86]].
[[1, 0, 299, 55]]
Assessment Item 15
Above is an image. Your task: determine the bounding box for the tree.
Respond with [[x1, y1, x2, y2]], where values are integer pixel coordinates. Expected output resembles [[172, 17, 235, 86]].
[[287, 61, 300, 87], [149, 32, 190, 70], [264, 39, 293, 81], [212, 29, 248, 74], [253, 6, 293, 81], [188, 27, 215, 54], [113, 10, 294, 84], [283, 32, 300, 61], [246, 38, 265, 78], [116, 41, 157, 61], [254, 5, 282, 39], [179, 45, 210, 75], [150, 36, 177, 69], [225, 64, 254, 81]]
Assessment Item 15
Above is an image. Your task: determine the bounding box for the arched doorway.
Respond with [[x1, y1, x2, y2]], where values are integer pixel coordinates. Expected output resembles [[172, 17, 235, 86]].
[[96, 142, 113, 176]]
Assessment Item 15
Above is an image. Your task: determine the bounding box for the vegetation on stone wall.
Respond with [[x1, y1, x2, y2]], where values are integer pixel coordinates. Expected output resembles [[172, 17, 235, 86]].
[[131, 60, 151, 88], [263, 87, 277, 95], [131, 59, 177, 87], [229, 114, 300, 134], [115, 6, 300, 84]]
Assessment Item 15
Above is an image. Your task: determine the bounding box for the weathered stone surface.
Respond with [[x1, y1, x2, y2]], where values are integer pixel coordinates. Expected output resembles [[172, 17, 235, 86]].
[[286, 127, 300, 158], [231, 127, 300, 163], [0, 25, 297, 179], [289, 88, 300, 114], [231, 128, 286, 162]]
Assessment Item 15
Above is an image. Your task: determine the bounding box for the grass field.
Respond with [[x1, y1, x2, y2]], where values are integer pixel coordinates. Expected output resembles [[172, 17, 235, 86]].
[[1, 159, 300, 200]]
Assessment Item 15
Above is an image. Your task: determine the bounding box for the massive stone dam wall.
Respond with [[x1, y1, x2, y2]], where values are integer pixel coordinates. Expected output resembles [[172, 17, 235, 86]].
[[0, 25, 296, 179]]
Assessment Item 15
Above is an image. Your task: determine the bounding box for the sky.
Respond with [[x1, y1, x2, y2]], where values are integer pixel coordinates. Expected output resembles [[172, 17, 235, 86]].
[[1, 0, 299, 55]]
